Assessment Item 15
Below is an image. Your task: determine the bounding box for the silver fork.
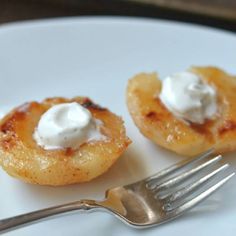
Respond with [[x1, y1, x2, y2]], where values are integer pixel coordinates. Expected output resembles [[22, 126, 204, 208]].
[[0, 149, 234, 234]]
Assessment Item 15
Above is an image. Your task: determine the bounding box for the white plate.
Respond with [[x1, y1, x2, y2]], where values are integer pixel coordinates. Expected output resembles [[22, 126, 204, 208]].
[[0, 17, 235, 236]]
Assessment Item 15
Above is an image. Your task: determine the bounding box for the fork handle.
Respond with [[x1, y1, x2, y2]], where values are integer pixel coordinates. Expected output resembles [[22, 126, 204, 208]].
[[0, 200, 100, 234]]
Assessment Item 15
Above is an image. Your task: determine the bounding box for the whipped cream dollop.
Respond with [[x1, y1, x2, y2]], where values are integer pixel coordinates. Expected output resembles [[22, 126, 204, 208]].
[[34, 102, 104, 150], [159, 71, 217, 124]]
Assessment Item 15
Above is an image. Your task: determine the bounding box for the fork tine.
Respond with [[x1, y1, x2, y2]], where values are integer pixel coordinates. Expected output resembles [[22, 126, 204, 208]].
[[146, 149, 213, 188], [152, 155, 222, 192], [162, 172, 235, 215], [159, 164, 229, 201]]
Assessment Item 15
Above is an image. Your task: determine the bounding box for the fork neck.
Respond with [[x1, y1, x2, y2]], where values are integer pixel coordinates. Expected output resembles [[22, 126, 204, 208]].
[[0, 200, 102, 234]]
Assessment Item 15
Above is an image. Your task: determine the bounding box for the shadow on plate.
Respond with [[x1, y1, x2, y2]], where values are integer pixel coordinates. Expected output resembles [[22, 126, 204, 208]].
[[223, 151, 236, 166]]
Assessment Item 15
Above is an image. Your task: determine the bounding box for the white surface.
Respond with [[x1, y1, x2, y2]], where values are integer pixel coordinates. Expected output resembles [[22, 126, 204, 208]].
[[159, 71, 217, 124], [34, 102, 103, 150], [0, 17, 235, 236]]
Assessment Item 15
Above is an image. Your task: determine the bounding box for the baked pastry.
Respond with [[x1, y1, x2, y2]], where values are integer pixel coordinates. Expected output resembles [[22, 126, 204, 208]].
[[0, 97, 130, 186], [126, 66, 236, 156]]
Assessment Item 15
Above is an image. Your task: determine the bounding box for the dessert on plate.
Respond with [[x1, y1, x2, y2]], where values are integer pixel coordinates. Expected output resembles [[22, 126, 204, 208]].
[[0, 97, 130, 186], [126, 66, 236, 156]]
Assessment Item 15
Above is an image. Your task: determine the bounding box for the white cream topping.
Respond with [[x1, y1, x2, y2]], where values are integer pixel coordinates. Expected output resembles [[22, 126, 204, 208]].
[[34, 102, 104, 150], [159, 71, 217, 124]]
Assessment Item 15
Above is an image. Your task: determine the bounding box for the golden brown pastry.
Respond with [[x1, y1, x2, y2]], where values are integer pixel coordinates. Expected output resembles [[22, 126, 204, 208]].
[[0, 97, 130, 186], [126, 67, 236, 156]]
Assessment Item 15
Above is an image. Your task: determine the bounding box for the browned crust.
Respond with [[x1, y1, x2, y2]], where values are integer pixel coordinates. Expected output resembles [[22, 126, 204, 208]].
[[218, 120, 236, 136], [0, 97, 131, 185], [127, 67, 236, 156]]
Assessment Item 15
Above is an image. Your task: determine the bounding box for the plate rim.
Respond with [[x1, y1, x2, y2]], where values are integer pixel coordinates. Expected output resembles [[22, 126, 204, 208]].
[[0, 15, 235, 38]]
